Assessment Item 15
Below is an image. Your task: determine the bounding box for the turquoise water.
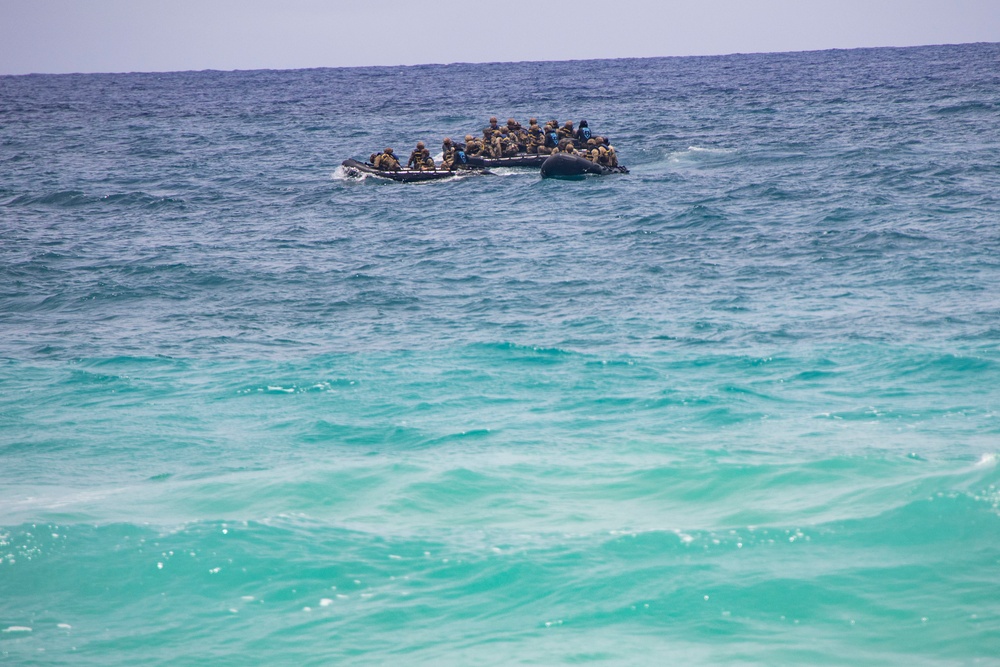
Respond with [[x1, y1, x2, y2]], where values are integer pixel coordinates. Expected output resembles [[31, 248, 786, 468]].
[[2, 43, 1000, 665]]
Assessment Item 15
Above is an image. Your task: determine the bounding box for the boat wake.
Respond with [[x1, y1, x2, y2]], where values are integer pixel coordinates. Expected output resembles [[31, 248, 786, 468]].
[[668, 145, 738, 164], [331, 165, 371, 181]]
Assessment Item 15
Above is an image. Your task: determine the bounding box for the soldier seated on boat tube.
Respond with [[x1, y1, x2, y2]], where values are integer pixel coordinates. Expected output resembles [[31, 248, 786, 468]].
[[527, 118, 542, 134], [516, 125, 531, 151], [463, 134, 485, 157], [575, 120, 593, 145], [407, 141, 426, 169], [597, 143, 618, 167], [525, 123, 544, 154], [498, 129, 519, 157], [488, 129, 505, 158], [419, 149, 436, 171], [507, 118, 527, 147], [441, 138, 458, 170], [445, 142, 470, 171], [537, 124, 560, 155], [557, 120, 575, 140], [372, 147, 400, 171], [485, 116, 500, 134]]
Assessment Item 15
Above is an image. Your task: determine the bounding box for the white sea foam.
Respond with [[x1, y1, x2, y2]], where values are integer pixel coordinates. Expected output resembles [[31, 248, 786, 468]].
[[975, 453, 996, 467], [331, 165, 372, 181], [666, 145, 737, 164], [2, 626, 32, 633]]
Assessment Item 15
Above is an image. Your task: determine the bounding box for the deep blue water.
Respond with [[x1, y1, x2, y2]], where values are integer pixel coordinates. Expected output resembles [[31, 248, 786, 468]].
[[2, 43, 1000, 665]]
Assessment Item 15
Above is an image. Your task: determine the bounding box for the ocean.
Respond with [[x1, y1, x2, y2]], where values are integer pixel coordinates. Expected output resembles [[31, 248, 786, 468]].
[[2, 42, 999, 665]]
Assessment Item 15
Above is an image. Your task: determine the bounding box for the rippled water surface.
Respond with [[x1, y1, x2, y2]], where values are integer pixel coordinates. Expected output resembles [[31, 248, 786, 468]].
[[2, 43, 1000, 665]]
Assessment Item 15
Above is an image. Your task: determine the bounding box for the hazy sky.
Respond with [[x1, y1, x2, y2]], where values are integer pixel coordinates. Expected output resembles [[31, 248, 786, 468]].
[[1, 0, 998, 75]]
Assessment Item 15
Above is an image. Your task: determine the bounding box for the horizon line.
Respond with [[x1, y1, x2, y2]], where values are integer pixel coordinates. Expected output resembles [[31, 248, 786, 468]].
[[2, 40, 996, 79]]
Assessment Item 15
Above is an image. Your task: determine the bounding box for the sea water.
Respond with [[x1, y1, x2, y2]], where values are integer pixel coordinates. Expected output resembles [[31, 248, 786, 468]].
[[2, 43, 1000, 665]]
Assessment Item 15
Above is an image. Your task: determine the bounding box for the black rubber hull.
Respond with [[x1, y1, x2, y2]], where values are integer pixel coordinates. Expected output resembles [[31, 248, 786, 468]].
[[342, 159, 488, 182], [540, 153, 628, 179], [464, 154, 547, 168]]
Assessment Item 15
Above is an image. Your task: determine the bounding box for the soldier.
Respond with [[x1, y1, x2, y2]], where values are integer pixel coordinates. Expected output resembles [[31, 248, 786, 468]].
[[538, 124, 560, 155], [606, 144, 618, 167], [557, 120, 575, 140], [484, 116, 500, 134], [596, 144, 611, 167], [489, 129, 504, 158], [500, 129, 519, 157], [464, 134, 484, 157], [575, 120, 593, 144], [373, 147, 400, 171], [420, 149, 436, 171], [526, 121, 544, 154], [407, 141, 426, 170], [441, 137, 456, 167], [506, 118, 524, 145]]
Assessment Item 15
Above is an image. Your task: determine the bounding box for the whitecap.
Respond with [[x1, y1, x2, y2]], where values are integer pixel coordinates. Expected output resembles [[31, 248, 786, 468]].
[[332, 164, 375, 181], [975, 453, 996, 467]]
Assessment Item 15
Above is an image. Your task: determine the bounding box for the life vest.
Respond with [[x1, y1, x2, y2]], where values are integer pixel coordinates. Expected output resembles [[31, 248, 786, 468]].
[[546, 131, 558, 147], [580, 127, 592, 140], [455, 150, 468, 164]]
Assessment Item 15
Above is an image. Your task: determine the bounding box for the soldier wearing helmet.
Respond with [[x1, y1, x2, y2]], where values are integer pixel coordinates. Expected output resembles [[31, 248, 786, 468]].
[[464, 133, 485, 157], [557, 120, 575, 140], [441, 137, 458, 169], [407, 141, 426, 170], [538, 124, 560, 155], [419, 149, 436, 171], [373, 147, 400, 171], [526, 122, 544, 153]]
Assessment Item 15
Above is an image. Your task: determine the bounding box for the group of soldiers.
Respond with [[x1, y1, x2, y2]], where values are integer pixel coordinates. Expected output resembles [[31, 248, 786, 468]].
[[369, 116, 619, 172]]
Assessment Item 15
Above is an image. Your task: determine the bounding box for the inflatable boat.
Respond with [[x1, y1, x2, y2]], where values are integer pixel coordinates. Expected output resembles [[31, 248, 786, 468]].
[[341, 159, 490, 183], [540, 153, 629, 179]]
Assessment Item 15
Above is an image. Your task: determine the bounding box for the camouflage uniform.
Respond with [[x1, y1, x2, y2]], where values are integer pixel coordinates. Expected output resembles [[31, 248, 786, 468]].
[[441, 138, 456, 168], [526, 125, 544, 154], [489, 130, 504, 158], [374, 148, 400, 171], [420, 149, 436, 171], [407, 142, 426, 170], [464, 135, 485, 157]]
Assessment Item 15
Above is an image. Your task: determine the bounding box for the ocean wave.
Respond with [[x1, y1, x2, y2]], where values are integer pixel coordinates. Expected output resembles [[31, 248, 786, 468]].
[[3, 189, 184, 209]]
